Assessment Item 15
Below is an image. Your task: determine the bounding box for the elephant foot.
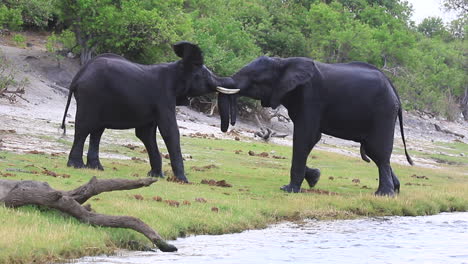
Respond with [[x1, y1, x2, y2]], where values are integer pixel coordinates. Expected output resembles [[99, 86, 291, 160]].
[[304, 168, 320, 188], [86, 160, 104, 170], [280, 184, 301, 193], [175, 174, 189, 183], [393, 179, 400, 194], [67, 159, 85, 169], [148, 170, 165, 178], [375, 188, 396, 197]]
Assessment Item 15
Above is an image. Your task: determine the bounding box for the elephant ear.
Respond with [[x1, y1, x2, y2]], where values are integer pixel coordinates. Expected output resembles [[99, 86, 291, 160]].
[[269, 60, 316, 109], [172, 41, 204, 67]]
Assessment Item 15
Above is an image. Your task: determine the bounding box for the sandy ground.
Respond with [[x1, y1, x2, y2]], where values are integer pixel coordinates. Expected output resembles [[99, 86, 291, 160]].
[[1, 44, 467, 170]]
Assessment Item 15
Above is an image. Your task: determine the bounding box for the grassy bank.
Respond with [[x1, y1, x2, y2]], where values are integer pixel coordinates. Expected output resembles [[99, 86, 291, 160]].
[[0, 135, 467, 263]]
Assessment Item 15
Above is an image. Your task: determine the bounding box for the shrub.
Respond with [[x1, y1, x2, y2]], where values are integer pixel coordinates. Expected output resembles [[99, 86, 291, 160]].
[[12, 34, 26, 48], [57, 30, 77, 52], [0, 52, 27, 103], [18, 0, 57, 29], [0, 4, 23, 30]]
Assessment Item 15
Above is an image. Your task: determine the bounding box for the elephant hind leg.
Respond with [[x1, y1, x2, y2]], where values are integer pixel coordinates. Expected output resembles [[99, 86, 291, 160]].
[[86, 128, 105, 170], [362, 129, 396, 196], [391, 168, 400, 193]]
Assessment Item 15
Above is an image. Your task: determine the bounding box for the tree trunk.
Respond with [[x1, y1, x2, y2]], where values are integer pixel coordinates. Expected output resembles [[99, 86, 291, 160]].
[[462, 87, 468, 121], [209, 97, 217, 116], [73, 23, 95, 65], [80, 46, 94, 65], [0, 177, 177, 252]]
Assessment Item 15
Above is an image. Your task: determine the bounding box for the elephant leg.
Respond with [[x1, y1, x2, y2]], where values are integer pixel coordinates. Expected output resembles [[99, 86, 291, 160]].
[[135, 123, 164, 178], [67, 128, 89, 169], [362, 124, 396, 196], [86, 128, 105, 170], [391, 168, 400, 193], [157, 112, 188, 182], [304, 167, 321, 188], [281, 117, 321, 193]]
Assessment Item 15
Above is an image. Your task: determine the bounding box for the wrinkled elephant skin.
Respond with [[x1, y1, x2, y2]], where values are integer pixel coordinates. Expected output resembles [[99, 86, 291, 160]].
[[227, 56, 413, 196]]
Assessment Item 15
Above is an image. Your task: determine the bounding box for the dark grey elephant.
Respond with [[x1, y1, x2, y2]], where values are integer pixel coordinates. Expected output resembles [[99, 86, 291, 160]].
[[219, 56, 413, 196], [61, 41, 238, 182]]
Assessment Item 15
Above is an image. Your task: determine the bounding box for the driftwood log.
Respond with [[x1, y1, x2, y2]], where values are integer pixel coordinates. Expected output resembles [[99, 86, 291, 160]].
[[254, 127, 288, 141], [0, 176, 177, 252], [434, 124, 465, 138]]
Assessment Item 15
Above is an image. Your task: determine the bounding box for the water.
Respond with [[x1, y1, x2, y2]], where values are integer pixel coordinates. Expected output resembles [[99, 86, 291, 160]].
[[73, 212, 468, 264]]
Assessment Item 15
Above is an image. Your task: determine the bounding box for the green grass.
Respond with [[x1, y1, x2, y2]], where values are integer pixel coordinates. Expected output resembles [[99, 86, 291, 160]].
[[407, 140, 468, 166], [0, 136, 467, 263]]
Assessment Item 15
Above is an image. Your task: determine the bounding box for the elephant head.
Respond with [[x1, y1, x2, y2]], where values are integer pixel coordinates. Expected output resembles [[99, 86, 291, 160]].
[[217, 56, 318, 110], [173, 41, 239, 132]]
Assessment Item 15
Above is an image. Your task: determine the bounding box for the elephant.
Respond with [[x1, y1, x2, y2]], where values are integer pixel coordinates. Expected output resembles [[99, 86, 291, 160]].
[[217, 56, 413, 196], [61, 41, 238, 182]]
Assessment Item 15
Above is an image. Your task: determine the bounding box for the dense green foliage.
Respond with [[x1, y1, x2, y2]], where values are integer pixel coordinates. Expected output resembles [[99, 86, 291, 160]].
[[1, 0, 466, 119], [0, 3, 22, 30]]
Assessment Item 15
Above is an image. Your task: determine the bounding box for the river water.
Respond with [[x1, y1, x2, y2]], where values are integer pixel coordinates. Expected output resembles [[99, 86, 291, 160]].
[[73, 212, 468, 264]]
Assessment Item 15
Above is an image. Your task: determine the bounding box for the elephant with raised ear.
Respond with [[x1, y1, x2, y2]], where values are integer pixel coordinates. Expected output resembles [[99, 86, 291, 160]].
[[61, 41, 238, 182], [217, 56, 413, 196]]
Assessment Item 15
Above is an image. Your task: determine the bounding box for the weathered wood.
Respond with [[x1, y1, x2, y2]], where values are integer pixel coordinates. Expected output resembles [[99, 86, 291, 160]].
[[0, 177, 176, 252], [254, 127, 288, 141], [64, 176, 157, 204], [434, 124, 465, 138]]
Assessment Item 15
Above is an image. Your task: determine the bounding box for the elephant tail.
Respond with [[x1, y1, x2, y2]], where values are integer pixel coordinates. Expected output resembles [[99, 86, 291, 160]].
[[61, 88, 73, 135], [384, 74, 413, 166], [398, 107, 414, 165], [61, 61, 87, 135]]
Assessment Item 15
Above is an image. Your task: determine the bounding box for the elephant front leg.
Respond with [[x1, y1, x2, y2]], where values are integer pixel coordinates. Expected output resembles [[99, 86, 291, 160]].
[[157, 113, 188, 183], [135, 124, 164, 178], [304, 167, 321, 188], [281, 120, 321, 193]]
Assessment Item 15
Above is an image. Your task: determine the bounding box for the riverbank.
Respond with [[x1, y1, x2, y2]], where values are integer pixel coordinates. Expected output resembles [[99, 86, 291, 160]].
[[1, 134, 467, 263]]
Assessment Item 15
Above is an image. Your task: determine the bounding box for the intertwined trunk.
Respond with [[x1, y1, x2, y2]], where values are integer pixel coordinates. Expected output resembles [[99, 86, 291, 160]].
[[213, 76, 238, 132]]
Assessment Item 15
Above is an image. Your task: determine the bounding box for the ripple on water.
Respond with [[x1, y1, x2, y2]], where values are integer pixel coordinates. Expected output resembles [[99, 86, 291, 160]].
[[71, 212, 468, 264]]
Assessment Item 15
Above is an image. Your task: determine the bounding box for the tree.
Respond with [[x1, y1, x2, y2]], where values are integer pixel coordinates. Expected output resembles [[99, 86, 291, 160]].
[[448, 15, 467, 38], [417, 17, 448, 38], [442, 0, 468, 120], [55, 0, 191, 64], [442, 0, 468, 14], [0, 4, 22, 30]]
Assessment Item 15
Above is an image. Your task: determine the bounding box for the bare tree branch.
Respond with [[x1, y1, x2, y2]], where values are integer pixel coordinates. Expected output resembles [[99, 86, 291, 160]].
[[0, 177, 176, 252]]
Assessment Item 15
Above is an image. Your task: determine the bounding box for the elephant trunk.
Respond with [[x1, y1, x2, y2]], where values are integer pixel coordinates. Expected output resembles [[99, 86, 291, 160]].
[[218, 93, 231, 132], [214, 77, 238, 132]]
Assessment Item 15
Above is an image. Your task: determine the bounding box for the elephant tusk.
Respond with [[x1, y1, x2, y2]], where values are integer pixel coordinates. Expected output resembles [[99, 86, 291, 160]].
[[216, 86, 240, 94]]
